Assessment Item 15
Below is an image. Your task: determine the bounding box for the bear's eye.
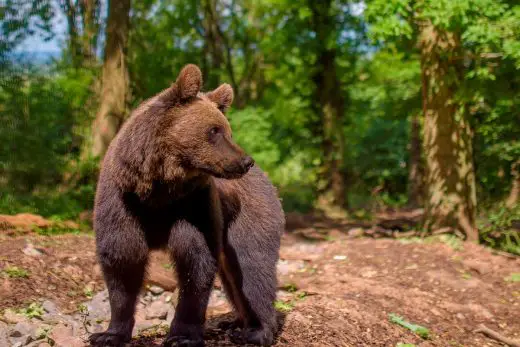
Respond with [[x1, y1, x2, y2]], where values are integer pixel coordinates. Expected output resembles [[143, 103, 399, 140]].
[[209, 126, 221, 136]]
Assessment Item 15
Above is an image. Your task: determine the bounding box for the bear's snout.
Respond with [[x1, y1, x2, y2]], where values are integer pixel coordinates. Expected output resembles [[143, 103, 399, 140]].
[[241, 156, 255, 172]]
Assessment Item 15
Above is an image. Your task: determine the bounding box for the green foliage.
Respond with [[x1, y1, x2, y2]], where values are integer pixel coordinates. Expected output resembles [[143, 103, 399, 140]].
[[479, 203, 520, 255], [1, 0, 519, 259], [2, 266, 29, 278], [274, 300, 294, 313], [505, 273, 520, 283], [389, 313, 430, 339], [0, 60, 96, 219], [18, 302, 44, 319]]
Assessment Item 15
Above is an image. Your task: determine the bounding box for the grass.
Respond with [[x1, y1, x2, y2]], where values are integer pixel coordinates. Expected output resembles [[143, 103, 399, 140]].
[[274, 290, 309, 313], [2, 266, 29, 278], [389, 313, 430, 339], [18, 302, 44, 319], [505, 273, 520, 282], [274, 300, 294, 312]]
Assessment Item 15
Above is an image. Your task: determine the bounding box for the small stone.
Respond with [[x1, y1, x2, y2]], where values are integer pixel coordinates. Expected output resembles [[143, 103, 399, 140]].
[[166, 307, 175, 323], [22, 243, 44, 257], [347, 227, 365, 238], [42, 300, 58, 315], [3, 309, 27, 324], [145, 300, 169, 320], [149, 285, 164, 295]]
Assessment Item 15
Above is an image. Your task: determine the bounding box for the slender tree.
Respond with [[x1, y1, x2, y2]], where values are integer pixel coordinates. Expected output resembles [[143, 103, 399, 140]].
[[309, 0, 347, 210], [91, 0, 131, 158], [59, 0, 101, 68]]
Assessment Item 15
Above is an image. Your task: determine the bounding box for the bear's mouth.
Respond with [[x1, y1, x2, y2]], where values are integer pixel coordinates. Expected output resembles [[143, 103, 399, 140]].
[[198, 165, 250, 180]]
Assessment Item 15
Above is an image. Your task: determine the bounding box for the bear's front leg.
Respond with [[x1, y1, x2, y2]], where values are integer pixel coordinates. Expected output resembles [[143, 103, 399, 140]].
[[89, 197, 149, 347], [165, 220, 218, 347]]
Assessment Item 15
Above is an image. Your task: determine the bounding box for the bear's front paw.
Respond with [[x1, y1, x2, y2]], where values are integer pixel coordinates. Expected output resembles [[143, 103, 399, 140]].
[[229, 327, 274, 346], [89, 332, 130, 347], [162, 335, 205, 347]]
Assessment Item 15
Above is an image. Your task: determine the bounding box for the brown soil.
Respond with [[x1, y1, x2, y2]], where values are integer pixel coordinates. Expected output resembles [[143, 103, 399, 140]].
[[1, 224, 519, 346]]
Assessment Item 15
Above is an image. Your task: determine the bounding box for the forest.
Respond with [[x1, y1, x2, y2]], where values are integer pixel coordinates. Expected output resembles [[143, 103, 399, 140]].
[[2, 0, 519, 251], [0, 1, 520, 346]]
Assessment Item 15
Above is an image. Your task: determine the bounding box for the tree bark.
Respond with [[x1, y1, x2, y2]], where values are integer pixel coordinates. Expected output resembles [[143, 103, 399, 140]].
[[62, 0, 81, 68], [79, 0, 101, 66], [420, 22, 478, 242], [202, 0, 224, 87], [506, 160, 519, 208], [310, 0, 347, 210], [91, 0, 131, 159], [408, 112, 423, 207]]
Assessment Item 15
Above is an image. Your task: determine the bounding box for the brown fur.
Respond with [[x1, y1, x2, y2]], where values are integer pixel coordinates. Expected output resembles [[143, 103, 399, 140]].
[[90, 65, 284, 347]]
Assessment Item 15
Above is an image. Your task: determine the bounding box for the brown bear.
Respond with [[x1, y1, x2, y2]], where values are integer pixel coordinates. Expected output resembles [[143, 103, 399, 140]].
[[89, 64, 284, 347]]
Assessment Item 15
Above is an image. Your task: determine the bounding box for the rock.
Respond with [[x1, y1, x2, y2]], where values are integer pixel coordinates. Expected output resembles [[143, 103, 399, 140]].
[[42, 300, 58, 315], [86, 290, 110, 322], [3, 309, 27, 324], [149, 285, 165, 295], [276, 290, 294, 301], [48, 322, 83, 347], [145, 263, 177, 291], [0, 322, 9, 347], [22, 243, 44, 257], [166, 307, 175, 323], [208, 290, 227, 308], [9, 321, 37, 346], [462, 259, 491, 275], [145, 300, 169, 320], [276, 260, 305, 276], [347, 227, 365, 238]]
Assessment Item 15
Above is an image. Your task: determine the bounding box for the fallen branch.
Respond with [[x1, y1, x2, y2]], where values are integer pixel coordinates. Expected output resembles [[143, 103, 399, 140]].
[[475, 324, 520, 347]]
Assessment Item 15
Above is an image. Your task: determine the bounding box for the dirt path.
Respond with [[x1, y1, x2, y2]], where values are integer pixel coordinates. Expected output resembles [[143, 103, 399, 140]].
[[1, 230, 519, 346]]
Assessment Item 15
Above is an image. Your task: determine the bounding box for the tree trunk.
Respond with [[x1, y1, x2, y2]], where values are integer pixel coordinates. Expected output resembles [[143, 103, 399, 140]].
[[506, 160, 519, 208], [408, 112, 423, 207], [202, 0, 224, 87], [79, 0, 101, 66], [91, 0, 131, 159], [62, 0, 81, 68], [310, 0, 347, 211], [420, 22, 478, 242]]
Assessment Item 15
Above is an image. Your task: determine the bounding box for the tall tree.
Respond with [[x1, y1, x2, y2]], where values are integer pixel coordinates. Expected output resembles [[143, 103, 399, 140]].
[[91, 0, 131, 158], [309, 0, 347, 209], [59, 0, 101, 68], [367, 0, 520, 241], [419, 23, 478, 241]]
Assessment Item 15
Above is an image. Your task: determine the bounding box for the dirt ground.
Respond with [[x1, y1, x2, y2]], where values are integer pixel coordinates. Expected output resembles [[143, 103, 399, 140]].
[[1, 225, 519, 346]]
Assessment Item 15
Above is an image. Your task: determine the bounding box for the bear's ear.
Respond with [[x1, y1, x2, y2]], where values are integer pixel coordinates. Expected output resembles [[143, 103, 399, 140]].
[[206, 83, 234, 112], [176, 64, 202, 100]]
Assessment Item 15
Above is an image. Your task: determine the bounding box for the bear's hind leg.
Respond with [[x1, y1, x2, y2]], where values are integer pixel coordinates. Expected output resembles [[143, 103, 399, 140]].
[[220, 244, 278, 346], [165, 221, 218, 347]]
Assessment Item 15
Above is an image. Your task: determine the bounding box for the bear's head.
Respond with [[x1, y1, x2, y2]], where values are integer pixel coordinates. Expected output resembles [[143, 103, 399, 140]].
[[157, 64, 254, 180], [110, 64, 254, 195]]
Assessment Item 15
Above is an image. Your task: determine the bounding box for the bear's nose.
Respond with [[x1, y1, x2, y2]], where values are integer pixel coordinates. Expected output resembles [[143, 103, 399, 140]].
[[241, 156, 254, 171]]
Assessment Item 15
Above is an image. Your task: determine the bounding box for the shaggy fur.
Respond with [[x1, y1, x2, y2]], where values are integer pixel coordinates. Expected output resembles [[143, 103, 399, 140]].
[[89, 65, 284, 347]]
